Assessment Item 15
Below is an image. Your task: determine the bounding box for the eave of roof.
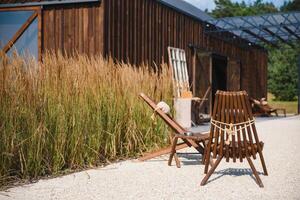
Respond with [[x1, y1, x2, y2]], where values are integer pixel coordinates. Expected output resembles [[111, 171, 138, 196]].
[[0, 0, 264, 50], [158, 0, 214, 22], [0, 0, 212, 23], [0, 0, 100, 8]]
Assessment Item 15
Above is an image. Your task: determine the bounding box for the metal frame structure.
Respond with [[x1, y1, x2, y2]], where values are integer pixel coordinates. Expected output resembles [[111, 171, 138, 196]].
[[205, 11, 300, 114], [204, 11, 300, 47]]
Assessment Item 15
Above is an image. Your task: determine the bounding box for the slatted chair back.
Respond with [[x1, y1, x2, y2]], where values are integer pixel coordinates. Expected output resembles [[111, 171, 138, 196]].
[[167, 47, 189, 98], [207, 90, 263, 162]]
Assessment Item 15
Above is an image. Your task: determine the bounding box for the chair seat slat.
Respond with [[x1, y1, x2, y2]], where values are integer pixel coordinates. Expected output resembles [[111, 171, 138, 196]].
[[240, 93, 257, 159], [229, 93, 237, 162], [224, 92, 230, 162]]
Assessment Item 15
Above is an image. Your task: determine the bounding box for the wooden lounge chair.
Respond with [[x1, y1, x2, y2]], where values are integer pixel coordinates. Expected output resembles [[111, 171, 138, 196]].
[[139, 93, 210, 167], [249, 97, 286, 117], [201, 91, 268, 187]]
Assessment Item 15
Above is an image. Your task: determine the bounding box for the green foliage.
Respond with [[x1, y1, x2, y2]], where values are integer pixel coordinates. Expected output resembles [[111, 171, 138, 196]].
[[0, 52, 173, 187], [281, 0, 300, 11], [268, 43, 299, 101], [211, 0, 278, 18]]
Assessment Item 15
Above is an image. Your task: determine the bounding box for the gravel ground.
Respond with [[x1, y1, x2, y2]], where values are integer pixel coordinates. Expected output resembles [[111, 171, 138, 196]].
[[1, 116, 300, 200]]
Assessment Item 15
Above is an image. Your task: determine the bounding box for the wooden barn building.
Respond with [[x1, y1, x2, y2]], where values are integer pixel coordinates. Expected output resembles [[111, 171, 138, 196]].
[[0, 0, 268, 115]]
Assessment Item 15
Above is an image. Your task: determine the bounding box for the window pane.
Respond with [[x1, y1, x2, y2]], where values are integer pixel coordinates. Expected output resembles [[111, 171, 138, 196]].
[[0, 11, 38, 60]]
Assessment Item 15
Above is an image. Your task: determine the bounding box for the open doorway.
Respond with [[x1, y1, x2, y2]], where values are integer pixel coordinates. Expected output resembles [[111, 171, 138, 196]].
[[212, 54, 228, 105]]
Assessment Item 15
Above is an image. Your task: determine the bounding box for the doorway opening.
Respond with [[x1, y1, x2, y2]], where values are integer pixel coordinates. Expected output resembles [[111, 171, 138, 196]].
[[212, 54, 227, 105]]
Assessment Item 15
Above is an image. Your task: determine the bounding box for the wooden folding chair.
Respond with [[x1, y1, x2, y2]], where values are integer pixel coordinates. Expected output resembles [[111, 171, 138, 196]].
[[139, 93, 209, 167], [249, 97, 286, 117], [201, 91, 268, 187]]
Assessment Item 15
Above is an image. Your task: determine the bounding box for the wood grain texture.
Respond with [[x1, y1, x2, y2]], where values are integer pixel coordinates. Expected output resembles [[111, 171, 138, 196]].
[[37, 0, 267, 99], [103, 0, 267, 99], [42, 2, 104, 56]]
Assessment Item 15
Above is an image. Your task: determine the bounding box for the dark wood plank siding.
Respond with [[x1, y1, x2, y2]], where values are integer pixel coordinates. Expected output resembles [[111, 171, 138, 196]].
[[39, 0, 267, 99], [42, 2, 104, 56], [104, 0, 267, 99]]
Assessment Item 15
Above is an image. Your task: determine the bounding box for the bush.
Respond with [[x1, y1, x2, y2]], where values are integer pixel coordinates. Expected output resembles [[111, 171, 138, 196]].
[[0, 52, 173, 187], [268, 43, 299, 101]]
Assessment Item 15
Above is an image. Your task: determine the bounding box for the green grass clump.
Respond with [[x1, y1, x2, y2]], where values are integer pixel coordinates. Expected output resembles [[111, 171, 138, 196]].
[[0, 52, 173, 187], [267, 93, 298, 114]]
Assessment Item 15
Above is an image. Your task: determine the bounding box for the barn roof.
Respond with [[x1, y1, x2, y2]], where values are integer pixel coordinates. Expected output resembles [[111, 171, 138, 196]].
[[0, 0, 214, 22], [158, 0, 214, 21], [0, 0, 100, 7]]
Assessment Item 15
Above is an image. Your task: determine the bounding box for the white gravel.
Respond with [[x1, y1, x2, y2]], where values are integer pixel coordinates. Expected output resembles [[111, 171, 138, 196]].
[[1, 116, 300, 200]]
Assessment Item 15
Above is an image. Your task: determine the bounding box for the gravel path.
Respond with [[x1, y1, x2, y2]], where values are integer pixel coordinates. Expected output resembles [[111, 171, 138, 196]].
[[1, 116, 300, 200]]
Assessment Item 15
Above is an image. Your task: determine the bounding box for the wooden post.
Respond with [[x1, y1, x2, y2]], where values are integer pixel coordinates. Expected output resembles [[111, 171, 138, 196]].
[[0, 6, 40, 12], [37, 7, 43, 62], [192, 46, 196, 96]]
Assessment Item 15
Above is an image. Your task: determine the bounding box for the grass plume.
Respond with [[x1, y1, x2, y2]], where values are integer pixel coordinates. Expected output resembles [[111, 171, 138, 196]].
[[0, 52, 173, 187]]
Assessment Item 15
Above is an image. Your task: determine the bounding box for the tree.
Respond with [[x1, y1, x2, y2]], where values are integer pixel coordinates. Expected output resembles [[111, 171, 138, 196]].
[[268, 43, 299, 101], [211, 0, 278, 18], [281, 0, 300, 11]]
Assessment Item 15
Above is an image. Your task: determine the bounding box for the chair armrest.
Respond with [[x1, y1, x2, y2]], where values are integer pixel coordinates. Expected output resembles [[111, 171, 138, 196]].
[[174, 131, 210, 140]]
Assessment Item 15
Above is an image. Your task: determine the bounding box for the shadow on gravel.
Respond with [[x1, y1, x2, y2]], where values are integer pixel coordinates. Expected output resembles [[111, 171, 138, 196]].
[[206, 168, 264, 185], [255, 115, 297, 123], [179, 153, 202, 166]]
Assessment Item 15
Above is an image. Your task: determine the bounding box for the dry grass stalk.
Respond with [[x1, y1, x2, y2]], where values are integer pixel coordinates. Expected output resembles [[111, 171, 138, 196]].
[[0, 52, 173, 187]]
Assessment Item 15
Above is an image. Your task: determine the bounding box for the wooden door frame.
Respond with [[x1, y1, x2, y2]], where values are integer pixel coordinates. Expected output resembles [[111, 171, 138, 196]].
[[209, 53, 212, 115], [191, 47, 212, 115], [0, 6, 43, 61], [227, 57, 242, 91], [190, 45, 242, 116]]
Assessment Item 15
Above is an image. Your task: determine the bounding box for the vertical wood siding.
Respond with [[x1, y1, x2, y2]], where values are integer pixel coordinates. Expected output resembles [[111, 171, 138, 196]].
[[104, 0, 268, 99], [40, 0, 267, 99], [42, 2, 104, 56]]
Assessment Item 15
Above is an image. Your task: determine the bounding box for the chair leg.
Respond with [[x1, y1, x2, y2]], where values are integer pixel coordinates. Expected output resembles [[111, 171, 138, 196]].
[[246, 156, 264, 188], [174, 153, 181, 168], [201, 141, 207, 165], [201, 155, 223, 186], [258, 151, 268, 175], [204, 148, 211, 174], [168, 137, 180, 168]]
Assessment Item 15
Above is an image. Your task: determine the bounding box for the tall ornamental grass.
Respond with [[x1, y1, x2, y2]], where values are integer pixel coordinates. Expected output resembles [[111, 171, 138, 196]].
[[0, 52, 173, 187]]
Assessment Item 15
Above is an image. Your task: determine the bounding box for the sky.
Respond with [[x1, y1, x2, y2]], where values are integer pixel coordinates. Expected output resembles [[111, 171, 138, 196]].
[[184, 0, 289, 11]]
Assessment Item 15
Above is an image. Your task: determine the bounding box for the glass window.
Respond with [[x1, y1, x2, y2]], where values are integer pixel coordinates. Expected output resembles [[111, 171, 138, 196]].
[[0, 11, 38, 60]]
